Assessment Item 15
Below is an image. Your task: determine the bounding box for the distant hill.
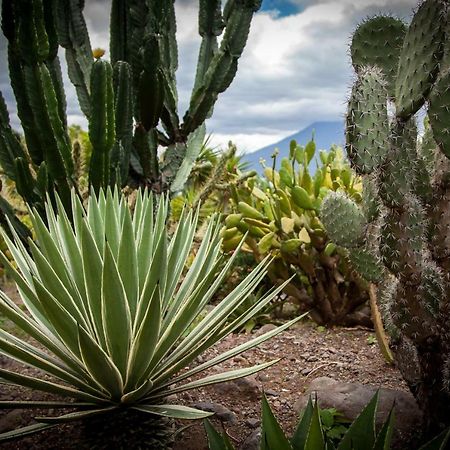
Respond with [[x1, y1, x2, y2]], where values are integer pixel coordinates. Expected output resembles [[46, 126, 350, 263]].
[[241, 121, 344, 172]]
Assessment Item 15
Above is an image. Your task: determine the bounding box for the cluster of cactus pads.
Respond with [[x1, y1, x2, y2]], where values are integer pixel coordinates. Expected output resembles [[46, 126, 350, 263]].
[[0, 0, 260, 224], [320, 0, 450, 431], [221, 140, 371, 326]]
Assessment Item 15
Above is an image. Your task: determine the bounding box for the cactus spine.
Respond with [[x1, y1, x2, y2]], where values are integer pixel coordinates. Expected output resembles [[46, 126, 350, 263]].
[[320, 1, 450, 433], [0, 0, 261, 223]]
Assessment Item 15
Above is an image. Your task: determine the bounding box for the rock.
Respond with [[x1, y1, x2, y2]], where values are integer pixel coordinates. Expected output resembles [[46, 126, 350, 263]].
[[255, 324, 277, 336], [212, 376, 261, 400], [239, 428, 261, 450], [265, 389, 279, 397], [0, 409, 23, 432], [293, 377, 422, 446], [193, 402, 237, 424], [245, 417, 260, 428]]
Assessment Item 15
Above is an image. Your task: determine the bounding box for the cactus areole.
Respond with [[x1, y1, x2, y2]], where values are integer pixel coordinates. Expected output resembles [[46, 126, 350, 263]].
[[321, 1, 450, 436]]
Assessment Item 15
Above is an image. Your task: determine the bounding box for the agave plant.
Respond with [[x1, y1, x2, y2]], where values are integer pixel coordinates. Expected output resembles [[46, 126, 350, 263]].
[[0, 189, 302, 442]]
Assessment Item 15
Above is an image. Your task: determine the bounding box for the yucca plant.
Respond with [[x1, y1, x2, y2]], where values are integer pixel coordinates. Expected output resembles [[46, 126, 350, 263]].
[[0, 189, 302, 446]]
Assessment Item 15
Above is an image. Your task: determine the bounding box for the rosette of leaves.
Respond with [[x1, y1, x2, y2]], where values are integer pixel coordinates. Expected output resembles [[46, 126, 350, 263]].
[[221, 139, 369, 326], [0, 189, 302, 443]]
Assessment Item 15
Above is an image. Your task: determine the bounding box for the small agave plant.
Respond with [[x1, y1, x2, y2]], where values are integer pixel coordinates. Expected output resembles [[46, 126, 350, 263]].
[[0, 189, 301, 445]]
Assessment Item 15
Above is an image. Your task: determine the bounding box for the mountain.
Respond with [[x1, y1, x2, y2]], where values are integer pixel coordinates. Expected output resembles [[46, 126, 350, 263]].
[[241, 121, 344, 172]]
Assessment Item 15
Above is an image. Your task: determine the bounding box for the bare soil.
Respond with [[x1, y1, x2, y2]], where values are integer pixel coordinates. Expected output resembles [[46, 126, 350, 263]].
[[0, 281, 407, 449]]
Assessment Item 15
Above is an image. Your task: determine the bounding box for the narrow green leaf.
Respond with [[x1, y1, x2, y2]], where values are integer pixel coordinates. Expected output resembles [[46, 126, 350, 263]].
[[291, 397, 314, 449], [337, 392, 378, 450], [374, 407, 395, 450], [204, 419, 235, 450], [419, 428, 450, 450], [304, 399, 325, 450], [35, 406, 116, 423], [101, 241, 131, 377], [0, 423, 57, 442], [117, 206, 138, 319], [132, 404, 213, 420], [77, 325, 123, 400], [261, 393, 292, 450]]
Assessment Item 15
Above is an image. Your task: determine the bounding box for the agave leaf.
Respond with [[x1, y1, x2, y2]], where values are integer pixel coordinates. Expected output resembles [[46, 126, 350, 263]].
[[337, 391, 378, 450], [0, 423, 57, 442], [80, 219, 106, 347], [117, 206, 139, 318], [162, 315, 305, 389], [0, 367, 104, 403], [419, 428, 450, 450], [373, 406, 395, 450], [291, 397, 314, 449], [304, 399, 325, 449], [32, 278, 81, 358], [261, 393, 292, 449], [132, 404, 213, 419], [126, 286, 161, 389], [151, 361, 278, 399], [87, 191, 106, 255], [104, 189, 121, 257], [29, 240, 89, 330], [101, 241, 132, 377], [77, 324, 123, 399], [35, 406, 117, 423], [204, 419, 236, 450]]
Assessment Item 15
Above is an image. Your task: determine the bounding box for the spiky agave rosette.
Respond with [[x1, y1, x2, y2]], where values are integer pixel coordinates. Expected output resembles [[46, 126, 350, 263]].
[[0, 189, 303, 441]]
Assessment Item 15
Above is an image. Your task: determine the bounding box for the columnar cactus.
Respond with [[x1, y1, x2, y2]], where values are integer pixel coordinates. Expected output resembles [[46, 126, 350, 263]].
[[0, 0, 261, 221], [320, 0, 450, 433]]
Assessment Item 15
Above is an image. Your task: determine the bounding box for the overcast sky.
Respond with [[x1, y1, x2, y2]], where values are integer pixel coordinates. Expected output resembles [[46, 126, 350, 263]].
[[0, 0, 418, 153]]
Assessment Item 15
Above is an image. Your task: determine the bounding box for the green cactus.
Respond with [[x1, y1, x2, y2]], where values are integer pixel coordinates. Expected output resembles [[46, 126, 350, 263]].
[[321, 1, 450, 434], [222, 140, 371, 326], [0, 0, 261, 231]]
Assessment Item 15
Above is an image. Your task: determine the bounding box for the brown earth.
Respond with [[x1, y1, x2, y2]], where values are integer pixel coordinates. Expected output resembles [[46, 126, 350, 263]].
[[0, 281, 407, 449]]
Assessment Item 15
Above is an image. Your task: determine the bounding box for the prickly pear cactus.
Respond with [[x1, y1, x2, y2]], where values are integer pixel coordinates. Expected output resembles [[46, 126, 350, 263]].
[[223, 140, 371, 326], [321, 1, 450, 433]]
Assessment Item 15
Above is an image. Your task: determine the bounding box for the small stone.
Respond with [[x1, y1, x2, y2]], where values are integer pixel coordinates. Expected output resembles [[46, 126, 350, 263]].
[[193, 402, 237, 424], [0, 409, 23, 432], [239, 428, 261, 450], [245, 417, 260, 428], [265, 389, 279, 397], [301, 368, 311, 376], [255, 324, 278, 336]]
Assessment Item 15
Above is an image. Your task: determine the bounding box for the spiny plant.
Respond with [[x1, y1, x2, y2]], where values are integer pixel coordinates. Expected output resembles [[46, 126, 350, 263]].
[[320, 0, 450, 434], [221, 139, 370, 326], [0, 0, 261, 223], [0, 189, 303, 446], [205, 392, 450, 450]]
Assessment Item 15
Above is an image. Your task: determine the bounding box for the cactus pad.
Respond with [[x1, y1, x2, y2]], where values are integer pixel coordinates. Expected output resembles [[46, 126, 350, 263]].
[[346, 67, 389, 174], [395, 0, 446, 119], [428, 69, 450, 160], [349, 247, 384, 283], [320, 191, 366, 248], [351, 16, 406, 98]]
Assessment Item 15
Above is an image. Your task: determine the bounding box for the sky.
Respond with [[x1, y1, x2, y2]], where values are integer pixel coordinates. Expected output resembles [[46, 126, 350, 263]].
[[0, 0, 418, 153]]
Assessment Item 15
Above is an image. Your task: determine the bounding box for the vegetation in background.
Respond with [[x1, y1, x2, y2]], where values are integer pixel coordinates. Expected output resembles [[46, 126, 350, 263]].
[[220, 139, 370, 326]]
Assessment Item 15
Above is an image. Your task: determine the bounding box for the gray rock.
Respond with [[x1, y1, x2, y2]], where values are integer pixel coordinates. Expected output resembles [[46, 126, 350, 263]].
[[239, 428, 261, 450], [212, 376, 261, 400], [245, 417, 260, 428], [265, 389, 279, 397], [193, 402, 237, 424], [0, 409, 23, 432], [255, 324, 278, 336], [294, 377, 422, 446]]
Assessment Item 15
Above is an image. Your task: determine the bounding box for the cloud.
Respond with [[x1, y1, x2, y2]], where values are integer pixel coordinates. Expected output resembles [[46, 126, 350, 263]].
[[0, 0, 420, 153]]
